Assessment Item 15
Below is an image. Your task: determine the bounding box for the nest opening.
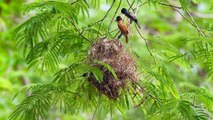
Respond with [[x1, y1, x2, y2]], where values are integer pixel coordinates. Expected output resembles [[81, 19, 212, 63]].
[[88, 39, 138, 99]]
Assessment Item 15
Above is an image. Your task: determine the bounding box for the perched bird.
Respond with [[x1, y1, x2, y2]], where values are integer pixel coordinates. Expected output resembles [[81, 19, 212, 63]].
[[121, 8, 141, 28], [116, 16, 129, 43]]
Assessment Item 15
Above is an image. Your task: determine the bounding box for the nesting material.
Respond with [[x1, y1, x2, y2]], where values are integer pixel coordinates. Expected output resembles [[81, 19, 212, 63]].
[[87, 39, 138, 99]]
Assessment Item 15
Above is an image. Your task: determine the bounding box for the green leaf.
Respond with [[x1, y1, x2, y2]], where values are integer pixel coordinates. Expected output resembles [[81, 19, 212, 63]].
[[94, 60, 118, 79], [179, 0, 190, 11], [192, 0, 198, 4], [91, 67, 103, 83]]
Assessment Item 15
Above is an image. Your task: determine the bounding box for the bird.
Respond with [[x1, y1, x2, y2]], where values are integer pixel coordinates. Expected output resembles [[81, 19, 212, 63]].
[[121, 8, 141, 28], [116, 16, 129, 44]]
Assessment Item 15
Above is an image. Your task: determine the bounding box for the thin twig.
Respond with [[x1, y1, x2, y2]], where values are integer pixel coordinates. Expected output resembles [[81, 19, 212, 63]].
[[67, 79, 93, 110], [135, 25, 157, 63], [81, 0, 116, 38], [158, 2, 182, 9], [98, 0, 116, 33], [70, 0, 80, 5], [113, 31, 120, 39], [100, 0, 116, 22], [187, 11, 206, 37], [130, 1, 157, 63], [87, 0, 116, 28], [107, 0, 122, 35], [129, 77, 159, 107], [136, 1, 148, 10], [92, 93, 101, 120], [127, 0, 135, 11], [109, 28, 119, 34], [134, 0, 141, 15], [173, 8, 194, 26], [69, 18, 92, 44], [173, 8, 205, 37], [157, 2, 205, 37]]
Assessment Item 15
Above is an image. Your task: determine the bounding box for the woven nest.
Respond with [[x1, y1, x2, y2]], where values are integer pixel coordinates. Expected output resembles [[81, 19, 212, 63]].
[[87, 39, 138, 99]]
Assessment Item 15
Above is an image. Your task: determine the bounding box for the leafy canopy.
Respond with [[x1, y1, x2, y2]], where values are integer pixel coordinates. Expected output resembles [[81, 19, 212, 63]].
[[10, 0, 213, 119]]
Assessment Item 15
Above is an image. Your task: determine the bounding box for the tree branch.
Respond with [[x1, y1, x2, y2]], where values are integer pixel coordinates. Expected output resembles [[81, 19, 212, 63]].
[[158, 2, 182, 9], [157, 2, 206, 37], [187, 11, 206, 37], [68, 18, 92, 44], [107, 0, 122, 35], [173, 8, 205, 37], [88, 0, 116, 29], [127, 0, 135, 11], [135, 24, 157, 63], [98, 0, 116, 33], [129, 77, 159, 108], [128, 1, 157, 63], [70, 0, 80, 5]]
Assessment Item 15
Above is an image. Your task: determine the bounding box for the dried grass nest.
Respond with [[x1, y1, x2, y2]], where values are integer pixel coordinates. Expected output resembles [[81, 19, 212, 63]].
[[87, 39, 138, 99]]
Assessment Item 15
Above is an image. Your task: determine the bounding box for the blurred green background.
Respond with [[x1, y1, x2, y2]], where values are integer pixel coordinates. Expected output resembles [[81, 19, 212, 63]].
[[0, 0, 48, 119]]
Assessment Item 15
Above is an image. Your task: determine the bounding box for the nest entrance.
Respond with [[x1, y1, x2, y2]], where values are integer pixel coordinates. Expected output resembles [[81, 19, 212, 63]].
[[88, 39, 138, 99]]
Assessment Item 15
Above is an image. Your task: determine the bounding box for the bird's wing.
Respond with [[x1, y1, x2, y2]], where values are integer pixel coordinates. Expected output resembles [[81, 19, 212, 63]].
[[129, 12, 138, 21], [118, 24, 128, 34]]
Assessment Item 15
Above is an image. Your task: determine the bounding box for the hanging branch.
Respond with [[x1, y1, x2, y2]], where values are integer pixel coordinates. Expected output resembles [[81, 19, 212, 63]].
[[107, 0, 122, 36], [68, 18, 92, 44], [134, 0, 141, 15], [125, 0, 159, 107], [128, 0, 157, 63], [88, 0, 116, 28], [98, 0, 116, 32], [173, 8, 205, 37], [129, 77, 160, 108], [82, 0, 116, 38], [127, 0, 135, 11], [158, 2, 182, 9], [70, 0, 80, 5], [132, 1, 206, 37], [127, 0, 135, 12], [157, 2, 206, 37], [187, 11, 206, 37], [135, 25, 157, 63], [92, 93, 102, 120]]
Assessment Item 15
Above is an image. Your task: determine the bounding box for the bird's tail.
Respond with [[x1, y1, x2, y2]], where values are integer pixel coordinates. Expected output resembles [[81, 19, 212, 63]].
[[125, 34, 128, 44]]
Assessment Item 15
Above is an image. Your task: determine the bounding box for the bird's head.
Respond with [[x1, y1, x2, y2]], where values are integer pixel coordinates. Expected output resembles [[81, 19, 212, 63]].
[[121, 8, 128, 14], [116, 16, 122, 22]]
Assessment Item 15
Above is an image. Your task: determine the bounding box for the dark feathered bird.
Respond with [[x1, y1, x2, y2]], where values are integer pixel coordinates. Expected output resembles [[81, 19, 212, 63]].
[[121, 8, 141, 28]]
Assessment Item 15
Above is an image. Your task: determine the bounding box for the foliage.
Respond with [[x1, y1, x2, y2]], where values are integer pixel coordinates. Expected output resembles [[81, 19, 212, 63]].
[[0, 0, 39, 119], [4, 0, 213, 120]]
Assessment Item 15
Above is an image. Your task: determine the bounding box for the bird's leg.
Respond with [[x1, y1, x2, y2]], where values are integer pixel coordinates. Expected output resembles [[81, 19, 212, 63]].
[[117, 32, 122, 40]]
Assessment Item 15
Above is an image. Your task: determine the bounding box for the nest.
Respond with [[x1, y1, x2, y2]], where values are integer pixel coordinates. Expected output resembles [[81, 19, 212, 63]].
[[87, 39, 138, 99]]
